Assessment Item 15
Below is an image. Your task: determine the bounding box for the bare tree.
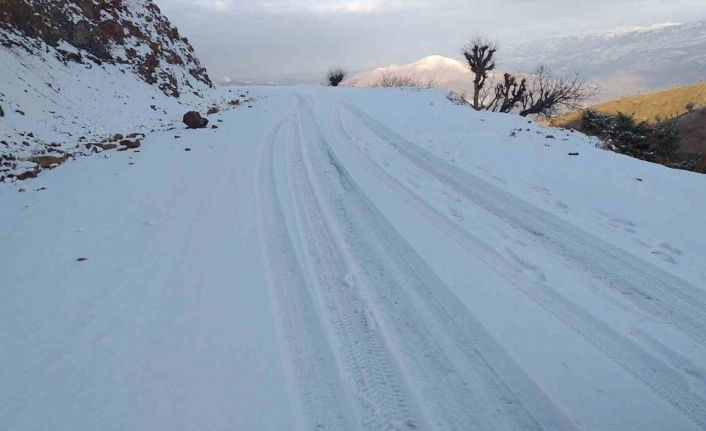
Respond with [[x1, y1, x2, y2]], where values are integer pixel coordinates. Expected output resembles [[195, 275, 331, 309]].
[[519, 66, 595, 118], [479, 66, 594, 118], [461, 36, 497, 110], [485, 73, 528, 113], [327, 67, 346, 87]]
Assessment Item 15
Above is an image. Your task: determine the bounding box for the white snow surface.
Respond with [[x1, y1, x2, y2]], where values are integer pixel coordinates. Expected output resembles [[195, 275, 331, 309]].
[[2, 87, 706, 431]]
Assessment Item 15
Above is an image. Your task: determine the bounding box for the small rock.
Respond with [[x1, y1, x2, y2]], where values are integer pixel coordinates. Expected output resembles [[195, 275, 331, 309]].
[[111, 133, 124, 141], [636, 178, 643, 182], [184, 148, 191, 151], [568, 152, 580, 156], [15, 109, 25, 116], [0, 104, 4, 117], [18, 188, 26, 192], [545, 135, 555, 139], [76, 257, 88, 262], [211, 124, 218, 129], [207, 106, 219, 115]]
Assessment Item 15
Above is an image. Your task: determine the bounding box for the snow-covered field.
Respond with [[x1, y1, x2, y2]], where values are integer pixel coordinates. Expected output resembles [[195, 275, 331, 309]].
[[2, 87, 705, 431]]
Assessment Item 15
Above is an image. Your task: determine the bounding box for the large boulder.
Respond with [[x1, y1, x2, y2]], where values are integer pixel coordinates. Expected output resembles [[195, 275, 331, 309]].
[[182, 111, 208, 129]]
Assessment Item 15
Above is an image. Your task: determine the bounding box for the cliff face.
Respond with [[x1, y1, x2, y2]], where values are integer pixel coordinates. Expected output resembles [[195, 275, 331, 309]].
[[0, 0, 213, 98]]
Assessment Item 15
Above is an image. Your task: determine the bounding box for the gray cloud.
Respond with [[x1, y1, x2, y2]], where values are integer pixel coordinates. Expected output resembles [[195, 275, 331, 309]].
[[155, 0, 706, 82]]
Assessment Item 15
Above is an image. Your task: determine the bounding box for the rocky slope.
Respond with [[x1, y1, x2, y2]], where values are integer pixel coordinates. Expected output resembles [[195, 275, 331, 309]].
[[0, 0, 212, 97], [0, 0, 217, 181]]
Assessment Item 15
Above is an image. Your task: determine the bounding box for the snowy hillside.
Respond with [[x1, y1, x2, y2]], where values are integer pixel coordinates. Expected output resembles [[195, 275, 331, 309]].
[[2, 86, 705, 430], [504, 21, 706, 99], [345, 55, 502, 96], [0, 0, 216, 179]]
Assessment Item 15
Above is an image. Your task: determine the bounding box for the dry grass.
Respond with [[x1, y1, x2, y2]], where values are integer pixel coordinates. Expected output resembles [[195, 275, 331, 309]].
[[552, 81, 706, 127]]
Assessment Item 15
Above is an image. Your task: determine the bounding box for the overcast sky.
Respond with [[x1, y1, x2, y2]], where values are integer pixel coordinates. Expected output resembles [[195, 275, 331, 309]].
[[155, 0, 706, 83]]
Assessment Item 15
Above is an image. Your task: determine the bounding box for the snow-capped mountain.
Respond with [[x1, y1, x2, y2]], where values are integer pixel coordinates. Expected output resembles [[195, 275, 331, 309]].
[[0, 0, 217, 174], [503, 21, 706, 99], [345, 55, 495, 96]]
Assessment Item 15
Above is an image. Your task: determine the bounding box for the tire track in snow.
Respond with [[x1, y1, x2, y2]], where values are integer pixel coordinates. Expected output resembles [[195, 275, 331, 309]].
[[284, 116, 419, 430], [343, 101, 706, 346], [255, 104, 356, 431], [338, 101, 706, 429], [295, 96, 575, 431]]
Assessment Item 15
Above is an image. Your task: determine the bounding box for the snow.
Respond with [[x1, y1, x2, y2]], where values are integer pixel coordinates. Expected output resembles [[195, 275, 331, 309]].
[[1, 86, 706, 430], [0, 42, 212, 161]]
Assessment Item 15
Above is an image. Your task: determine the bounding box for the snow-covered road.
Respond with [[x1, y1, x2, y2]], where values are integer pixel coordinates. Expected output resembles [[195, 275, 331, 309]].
[[2, 87, 706, 430]]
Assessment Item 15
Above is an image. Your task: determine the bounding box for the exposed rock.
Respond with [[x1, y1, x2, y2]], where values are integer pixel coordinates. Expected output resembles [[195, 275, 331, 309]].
[[0, 0, 213, 97], [206, 106, 219, 115], [182, 111, 208, 129], [97, 142, 118, 150], [0, 105, 4, 117], [119, 139, 141, 149], [110, 133, 124, 141], [16, 169, 38, 180], [31, 155, 66, 168]]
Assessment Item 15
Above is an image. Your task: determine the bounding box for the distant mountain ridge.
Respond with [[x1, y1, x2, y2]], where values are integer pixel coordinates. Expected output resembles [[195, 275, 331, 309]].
[[503, 21, 706, 99]]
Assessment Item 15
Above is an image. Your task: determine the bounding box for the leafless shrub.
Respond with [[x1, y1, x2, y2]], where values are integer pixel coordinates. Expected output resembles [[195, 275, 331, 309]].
[[374, 72, 431, 88], [327, 67, 346, 87], [446, 91, 469, 106], [479, 66, 595, 118], [518, 66, 596, 118]]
